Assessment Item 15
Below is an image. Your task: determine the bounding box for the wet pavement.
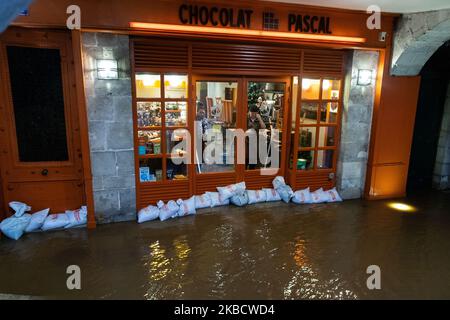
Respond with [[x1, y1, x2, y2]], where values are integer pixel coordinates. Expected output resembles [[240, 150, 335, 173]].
[[1, 191, 450, 300]]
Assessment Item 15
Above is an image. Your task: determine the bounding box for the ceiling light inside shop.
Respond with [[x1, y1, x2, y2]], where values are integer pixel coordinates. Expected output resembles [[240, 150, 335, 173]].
[[165, 75, 186, 88], [322, 80, 331, 90], [302, 79, 311, 90], [137, 74, 160, 87]]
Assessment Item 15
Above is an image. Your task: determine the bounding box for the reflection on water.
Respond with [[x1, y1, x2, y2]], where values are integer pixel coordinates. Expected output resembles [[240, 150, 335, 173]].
[[1, 191, 450, 299]]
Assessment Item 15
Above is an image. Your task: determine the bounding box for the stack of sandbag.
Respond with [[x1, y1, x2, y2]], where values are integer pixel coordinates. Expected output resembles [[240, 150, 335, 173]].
[[217, 182, 248, 207], [292, 187, 343, 204], [246, 189, 267, 204], [0, 202, 32, 240], [0, 203, 88, 240], [272, 176, 294, 203], [41, 206, 88, 231]]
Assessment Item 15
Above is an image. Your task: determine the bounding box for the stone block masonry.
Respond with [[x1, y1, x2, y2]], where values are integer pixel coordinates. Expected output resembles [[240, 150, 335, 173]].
[[82, 33, 136, 223], [337, 50, 379, 199], [433, 82, 450, 190]]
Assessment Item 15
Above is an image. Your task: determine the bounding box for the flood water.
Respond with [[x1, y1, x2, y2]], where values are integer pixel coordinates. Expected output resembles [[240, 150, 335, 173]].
[[1, 191, 450, 299]]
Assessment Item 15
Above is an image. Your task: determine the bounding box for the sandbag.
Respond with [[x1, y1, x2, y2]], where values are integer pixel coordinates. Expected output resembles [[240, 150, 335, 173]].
[[157, 200, 179, 221], [217, 182, 246, 200], [137, 205, 160, 223], [277, 185, 294, 203], [310, 188, 329, 204], [25, 208, 50, 232], [65, 206, 88, 228], [247, 190, 267, 204], [292, 188, 313, 204], [0, 214, 31, 240], [9, 201, 31, 217], [324, 188, 343, 202], [272, 176, 286, 189], [230, 192, 249, 207], [195, 193, 212, 209], [206, 192, 230, 207], [176, 196, 196, 217], [41, 213, 69, 231], [263, 188, 282, 202]]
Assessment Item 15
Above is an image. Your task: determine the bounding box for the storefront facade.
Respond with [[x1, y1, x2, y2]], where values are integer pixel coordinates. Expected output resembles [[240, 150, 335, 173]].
[[0, 0, 421, 226]]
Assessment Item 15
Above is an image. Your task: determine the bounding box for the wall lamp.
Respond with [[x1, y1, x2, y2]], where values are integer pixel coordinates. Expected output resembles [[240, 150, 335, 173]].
[[357, 69, 373, 86], [96, 59, 118, 80]]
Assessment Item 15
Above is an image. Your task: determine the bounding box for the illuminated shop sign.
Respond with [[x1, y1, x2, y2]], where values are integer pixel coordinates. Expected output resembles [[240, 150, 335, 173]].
[[288, 14, 332, 34], [179, 4, 254, 28], [178, 4, 332, 34]]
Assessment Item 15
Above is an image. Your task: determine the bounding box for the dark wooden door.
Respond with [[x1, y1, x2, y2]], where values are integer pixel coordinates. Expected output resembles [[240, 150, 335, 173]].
[[0, 28, 85, 214]]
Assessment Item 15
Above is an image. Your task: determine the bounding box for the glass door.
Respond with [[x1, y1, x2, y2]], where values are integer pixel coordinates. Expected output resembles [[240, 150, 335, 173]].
[[244, 78, 290, 187], [192, 76, 243, 193]]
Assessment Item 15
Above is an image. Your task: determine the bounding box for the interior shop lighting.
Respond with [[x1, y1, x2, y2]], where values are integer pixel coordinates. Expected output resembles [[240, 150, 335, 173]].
[[129, 22, 367, 44], [96, 59, 118, 80], [387, 202, 418, 213], [302, 79, 311, 90]]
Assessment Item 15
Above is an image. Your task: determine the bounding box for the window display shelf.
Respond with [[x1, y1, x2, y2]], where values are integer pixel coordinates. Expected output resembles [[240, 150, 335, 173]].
[[134, 72, 190, 184]]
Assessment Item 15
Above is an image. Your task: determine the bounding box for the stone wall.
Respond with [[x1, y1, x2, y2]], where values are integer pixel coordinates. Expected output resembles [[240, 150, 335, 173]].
[[433, 83, 450, 190], [82, 33, 136, 223], [336, 50, 379, 199], [392, 9, 450, 76]]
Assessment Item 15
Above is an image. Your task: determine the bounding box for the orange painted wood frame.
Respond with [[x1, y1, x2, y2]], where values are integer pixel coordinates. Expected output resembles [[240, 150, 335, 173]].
[[364, 33, 421, 199], [191, 75, 244, 195], [12, 0, 398, 50], [130, 36, 350, 208], [288, 51, 347, 191], [0, 28, 88, 217]]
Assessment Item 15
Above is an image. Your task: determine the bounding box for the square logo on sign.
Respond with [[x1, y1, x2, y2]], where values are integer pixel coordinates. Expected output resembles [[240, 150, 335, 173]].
[[263, 12, 279, 30]]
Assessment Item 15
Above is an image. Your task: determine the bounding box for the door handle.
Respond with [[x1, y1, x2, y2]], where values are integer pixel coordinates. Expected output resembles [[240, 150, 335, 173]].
[[41, 169, 49, 176]]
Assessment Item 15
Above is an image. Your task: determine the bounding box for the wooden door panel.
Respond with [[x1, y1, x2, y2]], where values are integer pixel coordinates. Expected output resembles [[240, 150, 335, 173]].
[[6, 181, 84, 214], [0, 28, 84, 215]]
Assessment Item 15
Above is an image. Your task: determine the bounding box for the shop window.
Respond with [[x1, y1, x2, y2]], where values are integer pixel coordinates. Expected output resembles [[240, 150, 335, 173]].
[[166, 158, 188, 181], [292, 76, 342, 173], [317, 150, 334, 169], [297, 150, 314, 171], [164, 74, 188, 99], [300, 102, 319, 124], [165, 101, 187, 127], [137, 102, 161, 127], [246, 81, 285, 170], [135, 73, 161, 98], [301, 78, 320, 100], [321, 79, 340, 100], [318, 126, 336, 147], [135, 73, 189, 182], [139, 158, 163, 182], [166, 129, 189, 155], [138, 130, 161, 155], [320, 102, 339, 124], [299, 127, 316, 148], [195, 81, 237, 173]]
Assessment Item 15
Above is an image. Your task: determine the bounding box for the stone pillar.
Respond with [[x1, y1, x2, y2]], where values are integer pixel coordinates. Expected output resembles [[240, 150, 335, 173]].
[[337, 50, 379, 199], [433, 83, 450, 190], [82, 33, 136, 223]]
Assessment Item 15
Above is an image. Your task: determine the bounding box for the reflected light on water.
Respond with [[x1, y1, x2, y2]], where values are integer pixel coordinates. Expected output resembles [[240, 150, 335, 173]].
[[293, 239, 309, 268], [388, 202, 417, 212], [148, 241, 171, 281]]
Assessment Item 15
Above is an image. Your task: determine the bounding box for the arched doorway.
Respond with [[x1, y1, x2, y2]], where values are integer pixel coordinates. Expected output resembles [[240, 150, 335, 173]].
[[407, 41, 450, 193]]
